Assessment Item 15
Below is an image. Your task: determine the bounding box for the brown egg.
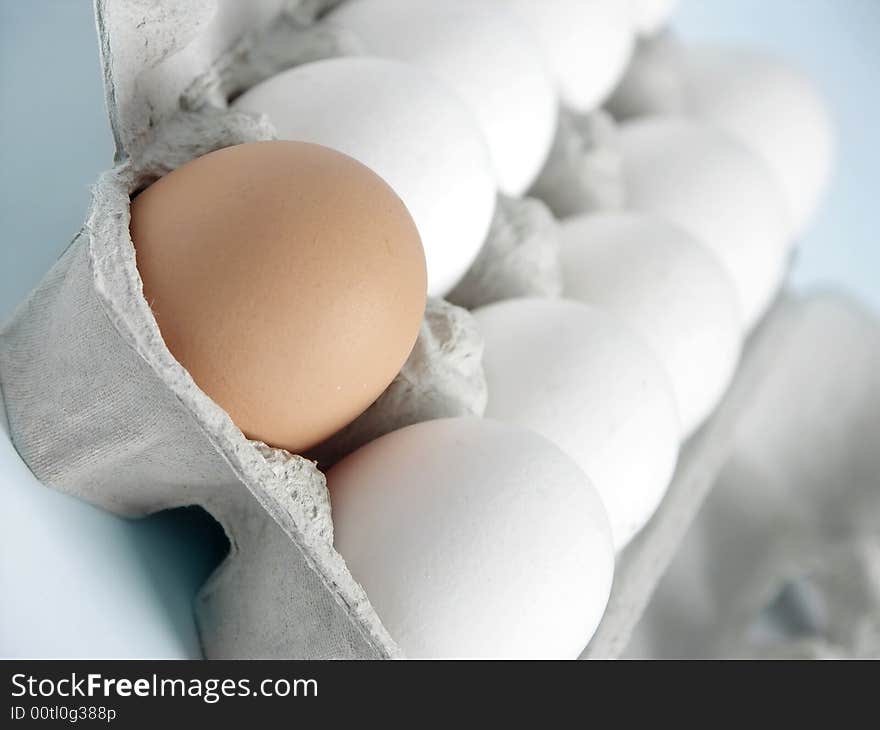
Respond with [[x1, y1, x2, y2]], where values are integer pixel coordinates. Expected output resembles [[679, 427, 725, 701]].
[[130, 140, 427, 453]]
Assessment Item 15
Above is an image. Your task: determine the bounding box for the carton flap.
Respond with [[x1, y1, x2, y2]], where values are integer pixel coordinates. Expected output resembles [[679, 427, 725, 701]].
[[95, 0, 288, 160]]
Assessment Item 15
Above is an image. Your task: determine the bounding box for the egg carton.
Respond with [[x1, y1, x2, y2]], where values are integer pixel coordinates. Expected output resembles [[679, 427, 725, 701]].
[[0, 0, 785, 658], [627, 293, 880, 659]]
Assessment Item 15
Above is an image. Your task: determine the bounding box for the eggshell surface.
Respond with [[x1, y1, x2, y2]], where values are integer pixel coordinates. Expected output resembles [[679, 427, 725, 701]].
[[328, 0, 558, 196], [131, 141, 427, 455], [233, 57, 496, 297], [474, 298, 680, 549], [508, 0, 634, 113], [618, 118, 791, 330], [680, 46, 835, 237], [559, 213, 742, 437], [327, 417, 614, 659]]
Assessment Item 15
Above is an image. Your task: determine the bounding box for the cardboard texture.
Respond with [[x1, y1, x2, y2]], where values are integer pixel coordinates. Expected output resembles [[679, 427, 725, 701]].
[[626, 293, 880, 658], [529, 108, 626, 219]]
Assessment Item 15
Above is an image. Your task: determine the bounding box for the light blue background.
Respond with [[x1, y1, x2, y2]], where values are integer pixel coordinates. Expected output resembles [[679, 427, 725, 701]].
[[673, 0, 880, 314], [1, 1, 877, 657]]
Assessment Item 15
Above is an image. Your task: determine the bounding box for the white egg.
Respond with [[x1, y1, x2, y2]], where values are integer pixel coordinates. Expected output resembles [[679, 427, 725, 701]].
[[618, 118, 791, 330], [507, 0, 635, 113], [679, 46, 834, 238], [328, 417, 614, 659], [327, 0, 558, 196], [474, 298, 680, 549], [233, 57, 496, 297], [630, 0, 678, 36], [559, 212, 743, 437]]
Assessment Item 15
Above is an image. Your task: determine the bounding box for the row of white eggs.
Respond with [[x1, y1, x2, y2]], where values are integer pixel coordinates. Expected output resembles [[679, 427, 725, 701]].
[[234, 0, 680, 296], [225, 0, 832, 657]]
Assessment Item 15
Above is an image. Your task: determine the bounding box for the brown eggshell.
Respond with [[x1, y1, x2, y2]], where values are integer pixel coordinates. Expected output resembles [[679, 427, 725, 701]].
[[130, 140, 427, 453]]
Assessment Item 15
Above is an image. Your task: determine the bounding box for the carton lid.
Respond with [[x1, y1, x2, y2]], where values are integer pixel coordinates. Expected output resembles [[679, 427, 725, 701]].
[[94, 0, 290, 161]]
